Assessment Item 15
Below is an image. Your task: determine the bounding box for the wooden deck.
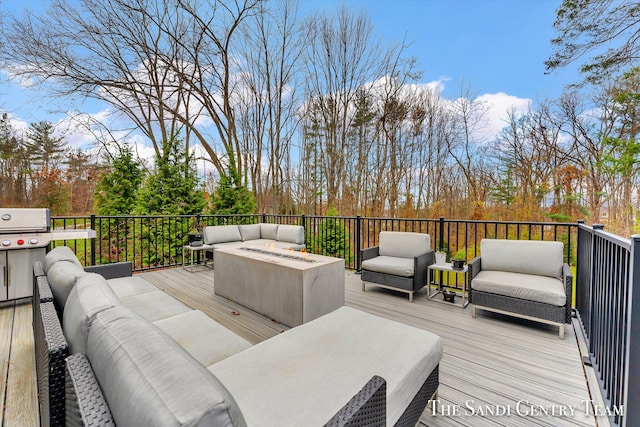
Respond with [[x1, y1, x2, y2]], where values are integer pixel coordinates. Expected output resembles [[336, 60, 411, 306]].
[[1, 267, 604, 426]]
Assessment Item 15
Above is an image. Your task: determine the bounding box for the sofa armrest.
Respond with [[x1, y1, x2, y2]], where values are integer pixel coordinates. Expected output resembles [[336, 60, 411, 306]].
[[65, 353, 115, 426], [324, 375, 386, 427], [562, 263, 573, 322], [35, 301, 69, 426], [361, 246, 380, 262], [84, 262, 133, 280], [414, 250, 434, 289]]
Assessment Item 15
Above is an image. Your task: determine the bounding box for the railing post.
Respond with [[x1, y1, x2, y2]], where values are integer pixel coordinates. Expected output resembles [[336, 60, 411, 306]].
[[623, 234, 640, 426], [301, 214, 306, 247], [262, 212, 267, 224], [90, 214, 96, 266], [438, 217, 445, 252], [356, 215, 362, 273]]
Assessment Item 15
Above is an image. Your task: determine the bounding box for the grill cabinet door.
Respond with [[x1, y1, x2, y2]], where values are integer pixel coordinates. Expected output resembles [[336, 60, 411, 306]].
[[7, 248, 44, 300], [0, 253, 6, 301]]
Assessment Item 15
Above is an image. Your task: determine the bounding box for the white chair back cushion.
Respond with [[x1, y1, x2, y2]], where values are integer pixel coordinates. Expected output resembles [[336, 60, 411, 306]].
[[480, 239, 564, 278], [203, 225, 241, 244], [238, 224, 261, 241], [276, 225, 304, 244], [260, 223, 279, 240], [43, 245, 83, 273], [378, 232, 430, 259]]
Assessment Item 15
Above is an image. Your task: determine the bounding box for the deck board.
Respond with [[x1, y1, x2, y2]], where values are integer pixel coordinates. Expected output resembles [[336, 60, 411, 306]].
[[3, 302, 38, 427], [0, 302, 14, 425]]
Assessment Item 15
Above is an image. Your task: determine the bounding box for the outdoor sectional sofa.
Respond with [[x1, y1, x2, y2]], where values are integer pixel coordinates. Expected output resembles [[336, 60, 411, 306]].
[[468, 238, 573, 338], [202, 223, 306, 253], [34, 246, 444, 426]]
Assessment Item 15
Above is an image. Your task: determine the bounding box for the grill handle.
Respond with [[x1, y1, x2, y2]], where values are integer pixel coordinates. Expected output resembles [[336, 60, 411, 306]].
[[3, 266, 6, 287]]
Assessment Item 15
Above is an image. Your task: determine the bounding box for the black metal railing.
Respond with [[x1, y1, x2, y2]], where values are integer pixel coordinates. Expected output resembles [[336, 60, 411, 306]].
[[51, 214, 577, 271], [575, 222, 639, 426]]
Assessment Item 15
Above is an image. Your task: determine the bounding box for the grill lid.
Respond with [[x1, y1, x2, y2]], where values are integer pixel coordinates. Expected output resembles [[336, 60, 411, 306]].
[[0, 208, 50, 233]]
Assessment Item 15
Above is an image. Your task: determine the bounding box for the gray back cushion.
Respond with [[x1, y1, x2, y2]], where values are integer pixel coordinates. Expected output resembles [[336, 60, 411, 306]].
[[47, 261, 86, 308], [43, 246, 83, 273], [378, 232, 430, 258], [276, 225, 304, 245], [87, 306, 247, 427], [480, 239, 564, 278], [238, 224, 261, 241], [63, 273, 121, 354], [260, 223, 279, 240], [203, 225, 242, 245]]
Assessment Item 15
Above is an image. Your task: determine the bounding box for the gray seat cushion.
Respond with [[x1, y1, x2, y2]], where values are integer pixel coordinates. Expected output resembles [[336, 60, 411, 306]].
[[107, 275, 158, 299], [43, 245, 83, 273], [480, 239, 564, 278], [154, 310, 252, 366], [87, 306, 247, 427], [472, 270, 566, 306], [46, 260, 86, 308], [120, 290, 192, 322], [378, 231, 430, 258], [208, 306, 443, 426], [63, 273, 121, 354], [362, 255, 414, 277]]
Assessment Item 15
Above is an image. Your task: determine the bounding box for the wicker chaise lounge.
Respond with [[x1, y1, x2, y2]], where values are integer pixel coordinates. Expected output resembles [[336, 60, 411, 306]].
[[468, 239, 572, 338]]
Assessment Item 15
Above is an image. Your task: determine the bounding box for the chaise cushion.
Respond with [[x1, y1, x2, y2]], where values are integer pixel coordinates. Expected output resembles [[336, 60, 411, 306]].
[[238, 224, 261, 241], [276, 225, 304, 245], [43, 246, 83, 273], [471, 270, 566, 306], [106, 275, 159, 299], [361, 256, 415, 277], [154, 310, 252, 366], [46, 260, 86, 308], [480, 239, 564, 279], [208, 306, 443, 426], [203, 225, 241, 245], [87, 306, 247, 427], [63, 273, 121, 354], [260, 223, 279, 240], [378, 231, 430, 259], [120, 290, 192, 322]]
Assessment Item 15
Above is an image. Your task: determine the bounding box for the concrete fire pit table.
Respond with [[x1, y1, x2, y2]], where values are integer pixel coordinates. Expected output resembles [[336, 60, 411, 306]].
[[214, 247, 345, 327]]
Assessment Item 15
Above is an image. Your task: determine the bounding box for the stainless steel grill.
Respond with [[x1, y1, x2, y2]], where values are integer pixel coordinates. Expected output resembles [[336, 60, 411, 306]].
[[0, 208, 95, 301]]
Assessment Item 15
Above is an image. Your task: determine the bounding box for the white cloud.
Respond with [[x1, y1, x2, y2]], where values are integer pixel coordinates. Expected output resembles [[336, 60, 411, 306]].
[[474, 92, 531, 142]]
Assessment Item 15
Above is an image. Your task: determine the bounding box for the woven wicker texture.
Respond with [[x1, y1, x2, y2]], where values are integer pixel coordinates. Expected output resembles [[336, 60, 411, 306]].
[[36, 301, 69, 427], [66, 354, 115, 427], [394, 365, 439, 427], [324, 375, 386, 427]]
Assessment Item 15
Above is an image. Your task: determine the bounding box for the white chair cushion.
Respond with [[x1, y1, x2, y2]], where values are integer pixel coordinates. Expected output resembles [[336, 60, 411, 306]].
[[203, 225, 241, 244], [63, 273, 121, 354], [208, 306, 443, 426], [276, 225, 304, 245], [87, 306, 246, 427], [480, 239, 564, 278], [154, 310, 252, 366], [238, 224, 261, 241], [378, 231, 430, 259], [43, 246, 83, 273], [106, 276, 158, 299], [120, 290, 192, 322], [361, 256, 414, 277], [472, 270, 566, 306], [260, 223, 279, 240]]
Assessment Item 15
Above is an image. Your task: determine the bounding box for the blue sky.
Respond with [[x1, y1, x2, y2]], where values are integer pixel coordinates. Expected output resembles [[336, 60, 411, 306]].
[[1, 0, 580, 151]]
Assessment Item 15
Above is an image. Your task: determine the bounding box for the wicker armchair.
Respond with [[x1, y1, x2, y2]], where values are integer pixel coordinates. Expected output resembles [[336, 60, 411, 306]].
[[468, 239, 572, 338], [361, 231, 434, 302]]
